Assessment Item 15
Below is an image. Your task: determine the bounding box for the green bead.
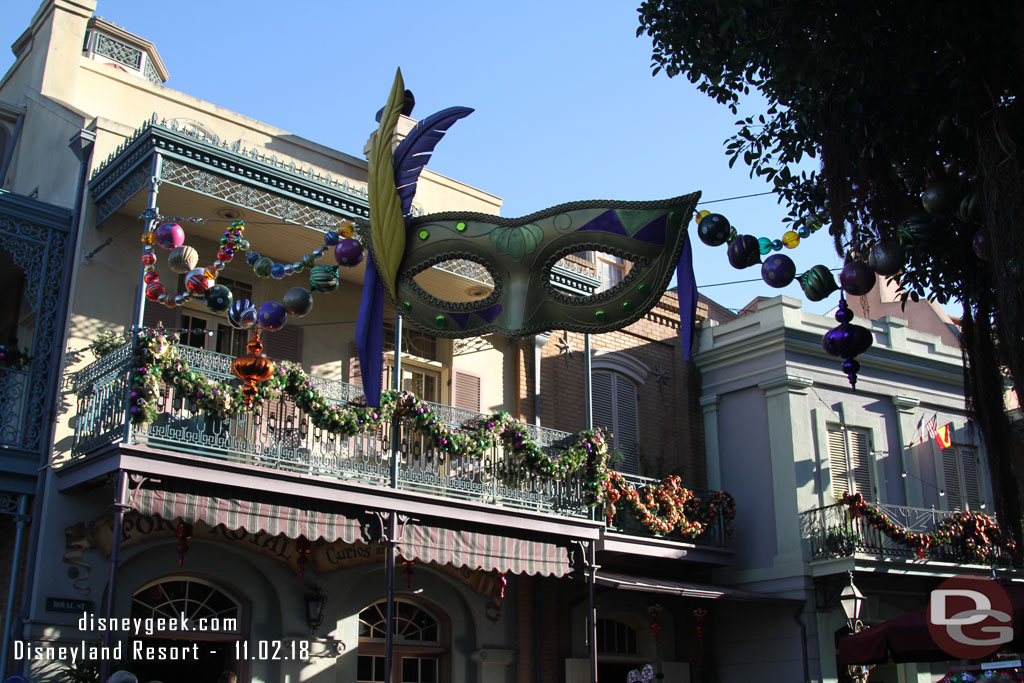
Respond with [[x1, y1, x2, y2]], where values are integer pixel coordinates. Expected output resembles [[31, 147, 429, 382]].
[[622, 301, 634, 313], [418, 230, 430, 241], [456, 221, 467, 232], [638, 283, 650, 296], [254, 257, 274, 278], [758, 237, 773, 255], [594, 310, 607, 323], [402, 301, 412, 311], [301, 253, 318, 268], [434, 315, 447, 328]]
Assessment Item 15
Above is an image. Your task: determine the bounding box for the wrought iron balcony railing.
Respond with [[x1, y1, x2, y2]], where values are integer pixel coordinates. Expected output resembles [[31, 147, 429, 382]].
[[0, 366, 30, 449], [604, 471, 728, 548], [800, 501, 1011, 565]]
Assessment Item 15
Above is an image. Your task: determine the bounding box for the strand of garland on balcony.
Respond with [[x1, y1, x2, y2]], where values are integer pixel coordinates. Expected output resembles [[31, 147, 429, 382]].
[[839, 492, 1015, 563], [127, 329, 735, 539]]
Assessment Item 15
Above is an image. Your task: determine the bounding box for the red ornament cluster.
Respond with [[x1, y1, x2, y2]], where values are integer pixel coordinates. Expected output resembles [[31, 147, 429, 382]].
[[602, 473, 736, 539]]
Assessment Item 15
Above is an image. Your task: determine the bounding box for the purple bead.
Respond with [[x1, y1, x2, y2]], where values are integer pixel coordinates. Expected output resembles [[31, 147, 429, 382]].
[[334, 238, 365, 267], [154, 222, 186, 250], [839, 261, 876, 296], [258, 301, 288, 331]]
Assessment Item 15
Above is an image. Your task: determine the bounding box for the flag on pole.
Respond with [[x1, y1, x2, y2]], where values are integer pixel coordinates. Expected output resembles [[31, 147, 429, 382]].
[[912, 413, 925, 445], [925, 413, 938, 441], [935, 423, 953, 449]]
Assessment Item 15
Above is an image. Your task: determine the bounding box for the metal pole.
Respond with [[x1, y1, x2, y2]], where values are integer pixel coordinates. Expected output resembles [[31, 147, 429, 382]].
[[383, 312, 402, 683], [123, 153, 162, 444], [0, 495, 29, 673], [99, 471, 129, 682], [584, 334, 592, 430], [588, 540, 599, 683]]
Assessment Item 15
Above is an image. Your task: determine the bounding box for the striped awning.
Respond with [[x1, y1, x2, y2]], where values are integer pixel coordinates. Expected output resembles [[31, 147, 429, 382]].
[[132, 483, 570, 577]]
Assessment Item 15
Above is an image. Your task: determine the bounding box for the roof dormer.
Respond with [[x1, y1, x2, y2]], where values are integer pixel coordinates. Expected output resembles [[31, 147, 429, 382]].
[[82, 17, 168, 85]]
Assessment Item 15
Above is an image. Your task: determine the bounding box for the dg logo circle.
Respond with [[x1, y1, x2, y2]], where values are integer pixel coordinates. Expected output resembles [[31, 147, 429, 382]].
[[927, 575, 1014, 659]]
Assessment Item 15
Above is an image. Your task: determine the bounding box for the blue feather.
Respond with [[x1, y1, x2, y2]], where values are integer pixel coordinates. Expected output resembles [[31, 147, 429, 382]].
[[392, 106, 473, 218]]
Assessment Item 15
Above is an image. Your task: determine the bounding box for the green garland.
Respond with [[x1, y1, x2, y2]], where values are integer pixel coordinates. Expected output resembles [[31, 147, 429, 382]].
[[840, 492, 1016, 563], [126, 329, 735, 532]]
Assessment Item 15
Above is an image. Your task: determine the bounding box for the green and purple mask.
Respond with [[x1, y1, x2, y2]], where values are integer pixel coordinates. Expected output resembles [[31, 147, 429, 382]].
[[356, 71, 699, 406]]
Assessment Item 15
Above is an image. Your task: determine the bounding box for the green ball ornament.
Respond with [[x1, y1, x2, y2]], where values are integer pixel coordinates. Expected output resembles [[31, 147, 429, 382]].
[[799, 264, 839, 302], [204, 285, 233, 313], [899, 215, 934, 247], [254, 257, 274, 278]]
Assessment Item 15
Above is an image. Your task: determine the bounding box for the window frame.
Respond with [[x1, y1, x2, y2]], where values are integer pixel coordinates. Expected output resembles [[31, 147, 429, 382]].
[[356, 597, 449, 683]]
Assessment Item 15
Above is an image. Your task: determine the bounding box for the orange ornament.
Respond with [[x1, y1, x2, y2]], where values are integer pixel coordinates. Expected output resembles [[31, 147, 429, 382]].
[[230, 330, 275, 407]]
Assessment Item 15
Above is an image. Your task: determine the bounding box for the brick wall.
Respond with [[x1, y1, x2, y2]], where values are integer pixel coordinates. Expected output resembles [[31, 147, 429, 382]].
[[519, 292, 709, 488]]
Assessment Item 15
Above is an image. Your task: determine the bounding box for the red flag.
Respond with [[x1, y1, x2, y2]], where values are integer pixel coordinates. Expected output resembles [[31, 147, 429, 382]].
[[935, 423, 953, 449]]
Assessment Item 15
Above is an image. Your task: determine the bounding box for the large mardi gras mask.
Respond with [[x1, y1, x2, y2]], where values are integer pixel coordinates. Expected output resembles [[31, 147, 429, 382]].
[[356, 71, 699, 404]]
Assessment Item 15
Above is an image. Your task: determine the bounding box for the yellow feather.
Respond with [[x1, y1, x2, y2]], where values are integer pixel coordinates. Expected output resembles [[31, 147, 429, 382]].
[[368, 69, 407, 298]]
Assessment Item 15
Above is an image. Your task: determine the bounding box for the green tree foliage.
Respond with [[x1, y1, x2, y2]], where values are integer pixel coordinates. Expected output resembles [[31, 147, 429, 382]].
[[638, 0, 1024, 557]]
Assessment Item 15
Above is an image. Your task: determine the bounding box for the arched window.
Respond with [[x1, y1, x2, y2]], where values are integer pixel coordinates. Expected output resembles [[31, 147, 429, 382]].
[[593, 370, 640, 473], [358, 598, 448, 683], [130, 577, 243, 681], [596, 617, 638, 655]]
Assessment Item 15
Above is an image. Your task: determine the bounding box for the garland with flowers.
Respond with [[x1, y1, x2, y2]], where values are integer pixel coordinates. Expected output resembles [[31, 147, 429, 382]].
[[127, 329, 735, 537], [840, 492, 1016, 563]]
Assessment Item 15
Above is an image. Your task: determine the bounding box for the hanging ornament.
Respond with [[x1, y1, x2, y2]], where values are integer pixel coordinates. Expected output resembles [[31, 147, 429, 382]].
[[228, 299, 258, 329], [257, 301, 288, 331], [697, 212, 731, 247], [822, 294, 874, 389], [230, 330, 276, 407], [334, 238, 365, 267], [693, 607, 708, 649], [867, 241, 905, 276], [155, 222, 186, 250], [839, 261, 876, 296], [727, 234, 761, 269], [761, 254, 796, 288], [648, 602, 663, 645], [168, 245, 200, 273], [310, 265, 340, 293], [799, 265, 839, 302], [957, 191, 981, 222], [204, 284, 234, 313], [402, 560, 415, 590], [296, 536, 312, 579], [283, 287, 315, 317], [921, 181, 958, 216], [175, 519, 193, 568], [898, 215, 934, 247], [972, 228, 991, 260]]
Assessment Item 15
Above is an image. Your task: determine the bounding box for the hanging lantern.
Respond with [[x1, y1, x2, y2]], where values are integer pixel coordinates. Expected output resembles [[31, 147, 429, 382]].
[[648, 602, 663, 645], [176, 519, 193, 568], [867, 241, 905, 276], [693, 607, 708, 649], [839, 261, 876, 296], [296, 536, 312, 579], [230, 330, 276, 407], [727, 234, 762, 269], [799, 265, 839, 302], [822, 294, 874, 389]]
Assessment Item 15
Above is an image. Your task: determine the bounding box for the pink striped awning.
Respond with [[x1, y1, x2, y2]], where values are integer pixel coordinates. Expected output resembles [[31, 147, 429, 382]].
[[132, 484, 570, 577]]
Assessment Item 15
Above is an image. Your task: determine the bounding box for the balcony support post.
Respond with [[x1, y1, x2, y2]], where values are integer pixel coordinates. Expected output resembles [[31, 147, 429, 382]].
[[0, 494, 30, 675], [383, 311, 402, 683], [587, 539, 600, 683], [123, 153, 163, 445], [99, 470, 129, 683]]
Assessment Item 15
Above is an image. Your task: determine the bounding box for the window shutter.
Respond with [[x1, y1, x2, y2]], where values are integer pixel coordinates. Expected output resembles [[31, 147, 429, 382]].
[[452, 370, 482, 412], [614, 373, 640, 474], [943, 447, 964, 511], [848, 429, 874, 502], [141, 298, 179, 333], [261, 324, 303, 363], [591, 371, 615, 435], [827, 427, 851, 498], [962, 447, 983, 510]]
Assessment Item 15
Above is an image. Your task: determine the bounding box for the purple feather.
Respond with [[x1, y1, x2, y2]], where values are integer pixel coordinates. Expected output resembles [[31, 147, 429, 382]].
[[393, 106, 474, 218]]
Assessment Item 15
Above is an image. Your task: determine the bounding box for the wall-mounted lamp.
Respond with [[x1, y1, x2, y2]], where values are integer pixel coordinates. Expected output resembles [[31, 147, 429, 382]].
[[305, 585, 326, 633]]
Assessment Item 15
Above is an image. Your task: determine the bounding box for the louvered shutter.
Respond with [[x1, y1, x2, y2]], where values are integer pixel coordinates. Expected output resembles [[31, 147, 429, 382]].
[[452, 370, 482, 412], [961, 447, 983, 510], [943, 447, 964, 510], [261, 324, 303, 363], [848, 429, 874, 502], [614, 373, 640, 474], [827, 427, 851, 498], [592, 371, 615, 436]]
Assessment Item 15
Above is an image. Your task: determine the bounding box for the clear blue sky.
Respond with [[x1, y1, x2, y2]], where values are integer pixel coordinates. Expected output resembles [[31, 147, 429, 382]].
[[1, 0, 846, 315]]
